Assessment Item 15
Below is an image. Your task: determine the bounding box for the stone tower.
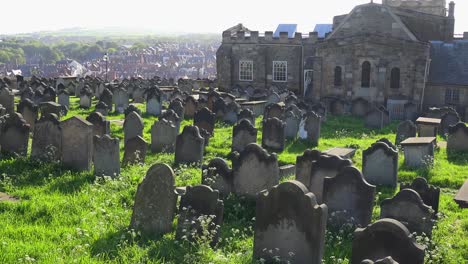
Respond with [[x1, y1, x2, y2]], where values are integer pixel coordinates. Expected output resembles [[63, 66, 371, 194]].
[[383, 0, 448, 16]]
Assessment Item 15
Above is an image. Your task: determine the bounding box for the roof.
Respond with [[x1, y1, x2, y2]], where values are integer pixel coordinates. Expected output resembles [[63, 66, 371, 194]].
[[274, 24, 297, 38], [313, 24, 333, 38], [429, 40, 468, 86]]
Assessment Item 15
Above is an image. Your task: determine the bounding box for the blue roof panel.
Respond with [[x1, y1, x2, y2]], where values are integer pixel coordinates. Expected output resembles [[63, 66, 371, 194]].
[[274, 24, 297, 38], [314, 24, 333, 38], [429, 40, 468, 86]]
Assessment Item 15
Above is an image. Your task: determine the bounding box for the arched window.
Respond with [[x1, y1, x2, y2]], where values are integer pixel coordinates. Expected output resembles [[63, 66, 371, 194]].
[[390, 68, 400, 89], [361, 61, 371, 88], [334, 66, 342, 86]]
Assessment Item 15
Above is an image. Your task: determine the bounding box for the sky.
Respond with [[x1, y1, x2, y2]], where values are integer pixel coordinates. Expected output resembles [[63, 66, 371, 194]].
[[1, 0, 467, 35]]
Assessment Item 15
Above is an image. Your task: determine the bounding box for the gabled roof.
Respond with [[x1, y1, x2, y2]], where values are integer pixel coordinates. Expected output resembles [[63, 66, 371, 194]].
[[274, 24, 297, 38], [429, 40, 468, 86]]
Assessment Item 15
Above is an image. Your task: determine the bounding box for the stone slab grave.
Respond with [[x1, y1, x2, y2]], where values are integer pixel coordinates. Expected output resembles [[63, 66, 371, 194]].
[[240, 101, 267, 117], [401, 177, 440, 214], [324, 147, 356, 159], [400, 137, 436, 168], [175, 185, 224, 246], [447, 122, 468, 152], [253, 181, 327, 264], [201, 158, 233, 195], [415, 117, 441, 138], [323, 166, 375, 227], [231, 143, 279, 198], [362, 142, 398, 187], [380, 189, 434, 236], [454, 180, 468, 208], [130, 164, 177, 237], [351, 218, 426, 264]]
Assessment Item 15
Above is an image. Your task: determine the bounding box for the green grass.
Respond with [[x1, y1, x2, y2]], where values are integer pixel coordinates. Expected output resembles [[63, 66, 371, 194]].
[[0, 96, 467, 263]]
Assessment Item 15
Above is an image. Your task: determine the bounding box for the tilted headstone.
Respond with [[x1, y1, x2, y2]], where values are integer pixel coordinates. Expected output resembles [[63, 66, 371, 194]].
[[231, 143, 279, 198], [122, 135, 147, 165], [362, 142, 398, 187], [94, 135, 120, 177], [17, 99, 38, 131], [380, 189, 434, 236], [194, 107, 216, 136], [232, 119, 257, 153], [175, 125, 205, 165], [323, 166, 376, 227], [296, 152, 353, 203], [351, 218, 425, 264], [400, 177, 440, 214], [202, 158, 233, 195], [0, 113, 30, 156], [237, 108, 255, 126], [299, 111, 321, 146], [61, 116, 93, 171], [130, 164, 177, 237], [151, 118, 178, 153], [31, 114, 61, 161], [86, 112, 110, 137], [253, 181, 328, 264], [123, 111, 144, 143], [284, 110, 300, 139], [262, 117, 285, 152], [447, 122, 468, 151], [176, 185, 224, 246]]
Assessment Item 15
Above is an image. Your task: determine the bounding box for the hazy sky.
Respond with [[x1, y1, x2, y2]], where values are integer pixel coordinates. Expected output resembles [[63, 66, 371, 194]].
[[1, 0, 467, 35]]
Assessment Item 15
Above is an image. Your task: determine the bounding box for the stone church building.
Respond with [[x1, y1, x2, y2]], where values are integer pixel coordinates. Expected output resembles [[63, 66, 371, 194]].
[[216, 0, 468, 118]]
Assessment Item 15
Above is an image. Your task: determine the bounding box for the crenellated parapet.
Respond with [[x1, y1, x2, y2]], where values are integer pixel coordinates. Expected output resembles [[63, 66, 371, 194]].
[[222, 30, 319, 45]]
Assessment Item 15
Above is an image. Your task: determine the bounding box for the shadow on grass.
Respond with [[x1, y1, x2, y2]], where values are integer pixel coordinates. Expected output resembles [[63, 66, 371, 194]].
[[0, 157, 63, 186], [47, 171, 95, 194], [446, 149, 468, 165]]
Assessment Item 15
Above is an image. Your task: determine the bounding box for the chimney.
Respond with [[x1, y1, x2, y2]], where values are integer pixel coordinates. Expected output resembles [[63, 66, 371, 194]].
[[448, 1, 455, 17]]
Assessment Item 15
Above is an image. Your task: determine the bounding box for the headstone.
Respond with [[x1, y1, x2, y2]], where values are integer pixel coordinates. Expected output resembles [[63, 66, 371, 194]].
[[401, 177, 440, 214], [161, 109, 181, 132], [194, 107, 216, 135], [31, 114, 61, 161], [132, 87, 145, 103], [94, 135, 120, 177], [123, 111, 144, 143], [0, 113, 30, 156], [253, 181, 327, 264], [213, 98, 227, 119], [113, 88, 129, 113], [447, 122, 468, 151], [169, 99, 185, 120], [17, 99, 38, 131], [95, 101, 109, 116], [311, 103, 327, 122], [351, 218, 425, 264], [238, 108, 255, 126], [146, 90, 162, 116], [40, 101, 64, 119], [395, 120, 417, 145], [299, 111, 321, 146], [79, 90, 92, 109], [61, 116, 93, 171], [124, 104, 142, 117], [440, 111, 460, 136], [122, 135, 147, 165], [262, 117, 285, 152], [130, 164, 177, 237], [231, 143, 279, 198], [365, 107, 390, 129], [284, 110, 300, 139], [0, 87, 14, 113], [86, 112, 110, 138], [222, 102, 239, 124], [351, 98, 369, 117], [184, 96, 198, 118], [100, 88, 113, 111], [454, 180, 468, 208], [202, 158, 233, 195], [176, 185, 224, 246], [174, 125, 205, 165], [232, 119, 257, 153], [330, 99, 345, 115], [263, 103, 284, 120], [362, 142, 398, 187], [151, 119, 178, 153], [323, 166, 376, 227]]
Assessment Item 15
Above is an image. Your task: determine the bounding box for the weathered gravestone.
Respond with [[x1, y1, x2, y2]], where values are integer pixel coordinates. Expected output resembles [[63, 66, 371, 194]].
[[401, 177, 440, 214], [395, 120, 417, 145], [194, 107, 216, 135], [296, 151, 353, 203], [0, 87, 14, 113], [312, 103, 327, 122], [363, 142, 398, 187], [365, 107, 390, 129], [95, 101, 109, 116], [380, 189, 434, 236], [0, 113, 30, 156], [351, 98, 370, 117], [175, 125, 205, 165], [31, 114, 61, 161], [440, 111, 460, 136], [223, 102, 239, 124], [176, 185, 224, 246], [100, 88, 113, 111], [17, 99, 38, 131], [447, 122, 468, 151], [266, 92, 280, 105], [124, 104, 142, 117], [40, 101, 64, 119], [123, 135, 147, 165], [231, 143, 279, 198], [61, 116, 93, 171], [253, 181, 327, 264], [286, 104, 303, 119], [184, 96, 198, 118], [151, 118, 178, 153], [237, 108, 255, 126], [323, 166, 376, 227], [86, 112, 110, 137], [299, 111, 321, 146], [169, 99, 185, 120], [161, 109, 181, 132], [146, 89, 162, 116], [262, 117, 285, 152], [202, 158, 233, 195], [113, 88, 129, 113], [232, 119, 257, 153], [132, 87, 145, 103], [94, 135, 120, 177], [213, 98, 227, 119], [330, 99, 346, 115], [123, 111, 144, 143], [263, 103, 284, 120], [351, 218, 425, 264], [284, 110, 300, 139], [130, 164, 177, 237], [79, 89, 92, 109]]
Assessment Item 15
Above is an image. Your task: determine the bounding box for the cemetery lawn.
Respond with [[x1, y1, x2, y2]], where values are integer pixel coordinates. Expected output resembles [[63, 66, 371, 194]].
[[0, 97, 467, 263]]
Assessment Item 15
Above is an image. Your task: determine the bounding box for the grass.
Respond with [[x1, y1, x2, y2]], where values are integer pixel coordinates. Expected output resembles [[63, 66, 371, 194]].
[[0, 96, 467, 263]]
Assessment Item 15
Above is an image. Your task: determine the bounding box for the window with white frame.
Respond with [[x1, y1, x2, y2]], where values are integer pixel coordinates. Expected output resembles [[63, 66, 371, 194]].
[[273, 61, 287, 82], [239, 60, 253, 81]]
